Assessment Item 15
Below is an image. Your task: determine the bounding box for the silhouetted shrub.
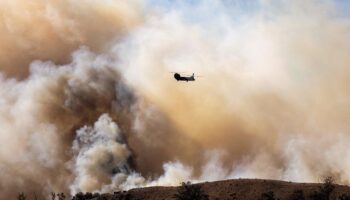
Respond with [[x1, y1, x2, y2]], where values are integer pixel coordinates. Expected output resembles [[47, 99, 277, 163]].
[[17, 193, 26, 200], [173, 182, 209, 200], [261, 191, 275, 200], [229, 192, 237, 200], [290, 189, 304, 200], [309, 176, 335, 200], [57, 193, 66, 200], [51, 192, 56, 200], [72, 192, 82, 200], [89, 191, 129, 200], [339, 193, 350, 200], [97, 194, 109, 200], [93, 192, 101, 198], [322, 177, 335, 198]]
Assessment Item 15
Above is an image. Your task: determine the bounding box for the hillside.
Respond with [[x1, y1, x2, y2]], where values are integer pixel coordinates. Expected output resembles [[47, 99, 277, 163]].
[[72, 178, 350, 200]]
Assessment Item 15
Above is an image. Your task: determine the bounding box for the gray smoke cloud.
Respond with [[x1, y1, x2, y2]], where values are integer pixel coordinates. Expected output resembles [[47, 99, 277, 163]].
[[1, 0, 350, 199]]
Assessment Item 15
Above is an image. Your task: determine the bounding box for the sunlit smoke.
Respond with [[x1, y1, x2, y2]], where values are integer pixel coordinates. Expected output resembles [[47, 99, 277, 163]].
[[115, 0, 350, 185], [0, 0, 142, 78]]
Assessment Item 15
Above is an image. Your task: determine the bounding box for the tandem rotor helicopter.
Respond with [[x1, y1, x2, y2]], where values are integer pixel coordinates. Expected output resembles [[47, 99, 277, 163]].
[[170, 72, 202, 82]]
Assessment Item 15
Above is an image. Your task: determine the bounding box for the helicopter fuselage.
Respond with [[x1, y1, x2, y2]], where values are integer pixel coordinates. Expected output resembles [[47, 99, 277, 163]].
[[174, 73, 195, 82]]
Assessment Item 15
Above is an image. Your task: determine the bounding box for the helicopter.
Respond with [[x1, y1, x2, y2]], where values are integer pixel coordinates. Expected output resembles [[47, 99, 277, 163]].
[[173, 73, 195, 82]]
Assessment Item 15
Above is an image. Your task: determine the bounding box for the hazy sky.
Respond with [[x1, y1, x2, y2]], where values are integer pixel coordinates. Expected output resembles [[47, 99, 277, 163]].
[[146, 0, 350, 17]]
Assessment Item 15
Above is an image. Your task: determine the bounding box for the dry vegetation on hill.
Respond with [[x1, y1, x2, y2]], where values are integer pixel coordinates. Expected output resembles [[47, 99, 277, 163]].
[[17, 178, 350, 200]]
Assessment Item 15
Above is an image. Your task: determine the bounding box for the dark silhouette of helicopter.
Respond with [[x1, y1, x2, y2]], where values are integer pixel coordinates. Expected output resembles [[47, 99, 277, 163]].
[[173, 73, 195, 82]]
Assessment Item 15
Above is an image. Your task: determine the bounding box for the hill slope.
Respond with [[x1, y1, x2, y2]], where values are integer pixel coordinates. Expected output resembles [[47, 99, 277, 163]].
[[73, 179, 350, 200]]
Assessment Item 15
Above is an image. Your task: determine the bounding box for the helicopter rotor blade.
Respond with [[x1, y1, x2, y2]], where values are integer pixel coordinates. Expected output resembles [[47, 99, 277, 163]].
[[181, 74, 204, 77], [169, 71, 186, 74]]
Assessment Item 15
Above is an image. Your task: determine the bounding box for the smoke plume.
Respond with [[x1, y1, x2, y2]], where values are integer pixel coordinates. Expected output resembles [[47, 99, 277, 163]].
[[1, 0, 350, 198], [0, 0, 141, 78]]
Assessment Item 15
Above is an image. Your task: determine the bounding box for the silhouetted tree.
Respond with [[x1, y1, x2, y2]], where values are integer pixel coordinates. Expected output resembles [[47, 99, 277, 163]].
[[71, 192, 80, 200], [322, 176, 335, 199], [309, 176, 335, 200], [173, 182, 209, 200], [51, 192, 56, 200], [57, 192, 65, 200], [17, 193, 26, 200]]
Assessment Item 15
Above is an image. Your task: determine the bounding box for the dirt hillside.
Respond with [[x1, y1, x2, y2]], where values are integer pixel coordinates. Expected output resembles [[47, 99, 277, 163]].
[[72, 178, 350, 200]]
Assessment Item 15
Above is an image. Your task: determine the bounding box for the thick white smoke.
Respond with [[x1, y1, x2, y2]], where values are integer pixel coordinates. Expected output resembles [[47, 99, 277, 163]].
[[70, 114, 196, 194], [70, 114, 132, 193]]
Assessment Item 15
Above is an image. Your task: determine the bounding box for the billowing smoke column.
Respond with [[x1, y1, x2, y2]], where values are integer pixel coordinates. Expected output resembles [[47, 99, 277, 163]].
[[0, 0, 141, 78], [1, 0, 350, 198]]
